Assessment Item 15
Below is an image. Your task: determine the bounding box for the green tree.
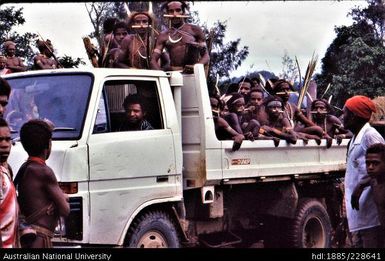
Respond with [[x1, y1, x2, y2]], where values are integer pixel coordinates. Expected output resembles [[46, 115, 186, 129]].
[[189, 10, 249, 94], [206, 21, 249, 93], [317, 0, 385, 109], [0, 5, 84, 69], [0, 6, 37, 66]]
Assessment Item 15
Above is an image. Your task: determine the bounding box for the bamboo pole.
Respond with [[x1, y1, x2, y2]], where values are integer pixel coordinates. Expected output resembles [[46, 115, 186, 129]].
[[297, 53, 318, 109]]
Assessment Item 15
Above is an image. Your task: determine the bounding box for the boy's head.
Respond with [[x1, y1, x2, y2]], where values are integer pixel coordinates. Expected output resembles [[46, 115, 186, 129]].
[[366, 143, 385, 179], [249, 88, 264, 107], [113, 21, 128, 44], [264, 96, 284, 118], [0, 118, 11, 164], [226, 92, 245, 114], [238, 78, 252, 96], [20, 119, 53, 158]]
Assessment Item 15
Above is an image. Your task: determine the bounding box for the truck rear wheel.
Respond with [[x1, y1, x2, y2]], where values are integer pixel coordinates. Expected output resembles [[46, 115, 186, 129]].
[[287, 199, 332, 248], [125, 210, 180, 248]]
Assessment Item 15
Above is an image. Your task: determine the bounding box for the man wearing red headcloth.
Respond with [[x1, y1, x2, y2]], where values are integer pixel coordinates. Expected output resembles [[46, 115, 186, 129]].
[[343, 95, 385, 248]]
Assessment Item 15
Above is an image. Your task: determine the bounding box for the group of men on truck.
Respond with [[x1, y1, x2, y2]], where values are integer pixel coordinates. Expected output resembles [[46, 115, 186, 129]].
[[211, 77, 353, 149], [86, 1, 209, 72]]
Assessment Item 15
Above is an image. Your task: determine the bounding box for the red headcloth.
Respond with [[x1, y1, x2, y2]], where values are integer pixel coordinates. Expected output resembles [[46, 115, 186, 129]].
[[345, 95, 376, 120]]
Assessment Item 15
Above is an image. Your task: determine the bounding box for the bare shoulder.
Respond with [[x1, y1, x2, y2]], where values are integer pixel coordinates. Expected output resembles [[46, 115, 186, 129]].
[[120, 35, 134, 49], [28, 163, 56, 182], [158, 31, 169, 41], [189, 24, 205, 34], [328, 115, 342, 124]]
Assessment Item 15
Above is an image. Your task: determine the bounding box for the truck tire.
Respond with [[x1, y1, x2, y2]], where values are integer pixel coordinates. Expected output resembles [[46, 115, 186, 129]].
[[125, 210, 180, 248], [287, 199, 332, 248]]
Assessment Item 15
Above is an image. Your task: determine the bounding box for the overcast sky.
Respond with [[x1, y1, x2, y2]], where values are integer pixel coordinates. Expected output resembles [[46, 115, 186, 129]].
[[3, 1, 368, 78]]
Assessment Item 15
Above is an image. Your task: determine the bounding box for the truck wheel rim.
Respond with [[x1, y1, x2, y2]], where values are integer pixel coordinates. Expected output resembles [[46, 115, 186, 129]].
[[303, 217, 325, 248], [137, 231, 168, 248]]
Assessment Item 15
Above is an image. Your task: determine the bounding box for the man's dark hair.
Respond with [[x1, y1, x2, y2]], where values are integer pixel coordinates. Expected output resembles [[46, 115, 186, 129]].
[[225, 83, 239, 95], [0, 117, 9, 128], [311, 98, 335, 115], [367, 143, 385, 161], [272, 79, 294, 94], [0, 77, 11, 98], [238, 78, 252, 86], [113, 21, 128, 34], [20, 119, 52, 157], [122, 94, 146, 112], [162, 1, 188, 13], [251, 77, 262, 84], [263, 95, 283, 108], [250, 87, 264, 96], [209, 94, 224, 111], [103, 17, 118, 34]]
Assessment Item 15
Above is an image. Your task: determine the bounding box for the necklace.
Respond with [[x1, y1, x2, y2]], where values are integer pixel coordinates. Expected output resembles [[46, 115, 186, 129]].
[[168, 23, 185, 43], [135, 34, 147, 59]]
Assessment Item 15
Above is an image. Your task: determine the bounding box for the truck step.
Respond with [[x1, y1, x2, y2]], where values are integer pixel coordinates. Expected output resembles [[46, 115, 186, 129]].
[[198, 231, 242, 248]]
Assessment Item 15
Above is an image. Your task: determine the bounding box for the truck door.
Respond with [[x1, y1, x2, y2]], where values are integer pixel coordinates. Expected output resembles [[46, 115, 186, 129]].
[[87, 78, 179, 244]]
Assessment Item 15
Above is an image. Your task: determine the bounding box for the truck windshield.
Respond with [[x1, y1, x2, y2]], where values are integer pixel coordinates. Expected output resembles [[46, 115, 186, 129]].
[[5, 73, 93, 140]]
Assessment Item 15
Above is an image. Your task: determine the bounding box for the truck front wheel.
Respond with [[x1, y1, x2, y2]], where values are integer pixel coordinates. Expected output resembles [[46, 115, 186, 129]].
[[125, 210, 180, 248], [288, 199, 332, 248]]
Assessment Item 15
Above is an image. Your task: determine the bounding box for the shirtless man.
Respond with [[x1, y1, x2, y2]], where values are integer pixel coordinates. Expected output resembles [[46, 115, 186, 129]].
[[17, 120, 69, 248], [115, 13, 155, 69], [260, 96, 297, 145], [104, 21, 128, 68], [3, 40, 26, 73], [224, 92, 260, 141], [150, 1, 209, 72], [272, 79, 327, 145], [210, 94, 244, 151], [244, 87, 268, 125], [0, 56, 11, 76], [310, 99, 352, 144], [34, 40, 61, 70], [99, 17, 119, 67]]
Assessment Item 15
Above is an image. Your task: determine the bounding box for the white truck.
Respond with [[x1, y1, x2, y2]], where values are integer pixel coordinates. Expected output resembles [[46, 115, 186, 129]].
[[4, 64, 349, 248]]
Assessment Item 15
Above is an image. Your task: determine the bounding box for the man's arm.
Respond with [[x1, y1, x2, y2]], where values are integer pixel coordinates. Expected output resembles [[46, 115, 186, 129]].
[[192, 25, 210, 65], [44, 168, 70, 217], [34, 55, 53, 70], [351, 176, 371, 210], [6, 58, 26, 72], [295, 108, 316, 127], [150, 34, 167, 70], [114, 36, 132, 68]]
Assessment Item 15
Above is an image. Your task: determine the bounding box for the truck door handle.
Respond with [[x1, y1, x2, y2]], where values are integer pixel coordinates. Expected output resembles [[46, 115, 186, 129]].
[[156, 176, 169, 183]]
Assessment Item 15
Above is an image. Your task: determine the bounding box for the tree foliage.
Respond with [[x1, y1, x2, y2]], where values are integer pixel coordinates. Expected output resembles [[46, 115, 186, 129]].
[[205, 21, 249, 91], [317, 0, 385, 109], [85, 2, 118, 48], [0, 6, 37, 64], [0, 5, 84, 69]]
